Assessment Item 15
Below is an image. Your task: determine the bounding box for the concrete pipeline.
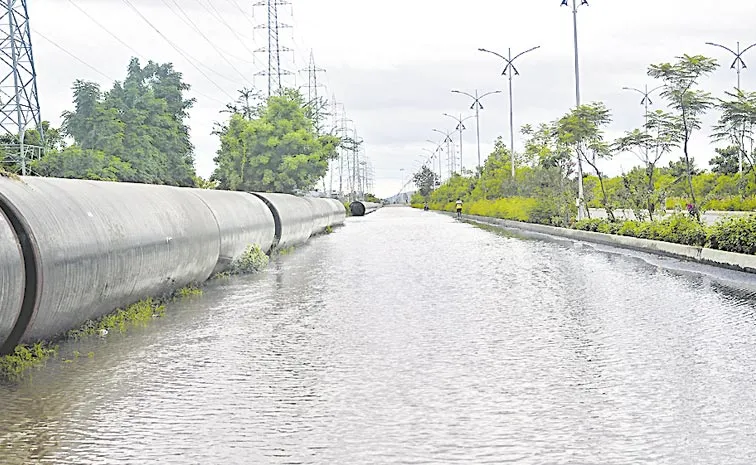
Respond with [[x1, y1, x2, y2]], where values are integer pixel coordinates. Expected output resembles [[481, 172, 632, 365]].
[[0, 176, 346, 354], [349, 201, 382, 217]]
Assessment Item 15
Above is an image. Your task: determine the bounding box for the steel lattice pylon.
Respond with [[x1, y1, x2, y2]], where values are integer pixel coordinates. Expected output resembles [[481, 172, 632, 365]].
[[254, 0, 292, 98], [0, 0, 43, 175]]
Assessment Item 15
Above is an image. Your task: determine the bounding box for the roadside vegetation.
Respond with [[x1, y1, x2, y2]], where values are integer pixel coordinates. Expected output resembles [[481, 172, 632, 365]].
[[412, 54, 756, 254], [1, 57, 369, 199]]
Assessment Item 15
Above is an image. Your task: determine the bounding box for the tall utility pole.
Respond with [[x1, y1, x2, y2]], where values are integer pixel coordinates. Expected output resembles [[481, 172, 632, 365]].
[[254, 0, 293, 97], [706, 41, 756, 92], [433, 128, 455, 174], [451, 89, 502, 175], [426, 139, 445, 182], [339, 111, 352, 198], [301, 50, 326, 132], [705, 40, 756, 174], [562, 0, 589, 219], [352, 130, 362, 201], [0, 0, 43, 176], [443, 113, 474, 174], [479, 46, 540, 178], [622, 84, 662, 162]]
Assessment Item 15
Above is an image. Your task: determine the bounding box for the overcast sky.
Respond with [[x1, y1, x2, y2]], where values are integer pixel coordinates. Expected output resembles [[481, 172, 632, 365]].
[[29, 0, 756, 197]]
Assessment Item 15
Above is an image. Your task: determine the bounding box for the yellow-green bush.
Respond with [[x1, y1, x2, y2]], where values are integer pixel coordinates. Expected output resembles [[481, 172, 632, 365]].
[[708, 215, 756, 254], [466, 197, 537, 222], [666, 196, 756, 212]]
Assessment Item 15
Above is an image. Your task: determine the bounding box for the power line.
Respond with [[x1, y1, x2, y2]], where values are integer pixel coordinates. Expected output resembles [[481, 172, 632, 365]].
[[32, 29, 113, 81], [119, 0, 235, 101], [61, 0, 226, 105], [194, 0, 259, 64], [161, 0, 254, 86], [225, 0, 258, 31], [66, 0, 145, 61]]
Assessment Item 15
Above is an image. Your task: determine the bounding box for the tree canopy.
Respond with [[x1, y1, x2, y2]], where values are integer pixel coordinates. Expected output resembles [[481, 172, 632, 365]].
[[212, 89, 340, 193], [51, 58, 197, 186]]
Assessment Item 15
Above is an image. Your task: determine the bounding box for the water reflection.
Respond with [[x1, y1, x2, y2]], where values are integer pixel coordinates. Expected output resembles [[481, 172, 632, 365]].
[[2, 207, 756, 464]]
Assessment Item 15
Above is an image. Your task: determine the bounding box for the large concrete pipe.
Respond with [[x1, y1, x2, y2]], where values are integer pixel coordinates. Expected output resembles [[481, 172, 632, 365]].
[[325, 198, 347, 226], [0, 208, 25, 352], [252, 192, 314, 249], [349, 201, 381, 217], [304, 197, 334, 235], [0, 177, 220, 350], [189, 189, 276, 274]]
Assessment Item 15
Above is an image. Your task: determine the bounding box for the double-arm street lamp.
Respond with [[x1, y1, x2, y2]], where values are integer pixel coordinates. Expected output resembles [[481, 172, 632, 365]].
[[426, 139, 445, 182], [622, 84, 663, 128], [706, 40, 756, 173], [451, 89, 503, 175], [443, 113, 475, 173], [561, 0, 589, 219], [433, 128, 456, 175], [622, 84, 663, 165], [479, 45, 541, 178], [706, 41, 756, 91]]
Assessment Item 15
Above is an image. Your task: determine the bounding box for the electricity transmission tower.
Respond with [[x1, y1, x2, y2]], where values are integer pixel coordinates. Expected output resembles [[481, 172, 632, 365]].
[[0, 0, 43, 176], [254, 0, 293, 97], [301, 50, 326, 132]]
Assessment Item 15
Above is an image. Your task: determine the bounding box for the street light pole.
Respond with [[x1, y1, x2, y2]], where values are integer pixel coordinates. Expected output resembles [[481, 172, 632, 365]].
[[562, 0, 589, 220], [451, 89, 503, 176], [443, 113, 475, 174], [706, 40, 756, 92], [426, 139, 445, 182], [705, 40, 756, 174], [623, 84, 663, 168], [479, 45, 540, 178], [433, 128, 455, 175]]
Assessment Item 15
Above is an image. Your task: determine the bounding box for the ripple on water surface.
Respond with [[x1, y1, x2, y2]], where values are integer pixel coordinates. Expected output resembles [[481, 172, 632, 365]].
[[2, 207, 756, 464]]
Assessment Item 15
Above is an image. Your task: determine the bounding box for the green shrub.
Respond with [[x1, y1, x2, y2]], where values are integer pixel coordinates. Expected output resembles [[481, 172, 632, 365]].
[[606, 215, 707, 246], [230, 244, 269, 274], [0, 342, 58, 379], [574, 218, 608, 232], [708, 215, 756, 254], [467, 197, 537, 222]]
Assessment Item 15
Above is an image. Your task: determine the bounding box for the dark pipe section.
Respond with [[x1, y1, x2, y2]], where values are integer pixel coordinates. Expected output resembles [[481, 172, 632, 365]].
[[350, 201, 366, 217], [251, 192, 282, 250], [350, 201, 381, 217], [0, 193, 40, 355]]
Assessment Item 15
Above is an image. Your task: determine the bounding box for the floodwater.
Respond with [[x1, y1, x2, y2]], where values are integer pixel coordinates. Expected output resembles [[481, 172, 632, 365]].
[[2, 206, 756, 464]]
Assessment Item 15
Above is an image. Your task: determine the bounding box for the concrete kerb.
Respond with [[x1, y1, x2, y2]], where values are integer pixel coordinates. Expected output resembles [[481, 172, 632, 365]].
[[442, 211, 756, 275]]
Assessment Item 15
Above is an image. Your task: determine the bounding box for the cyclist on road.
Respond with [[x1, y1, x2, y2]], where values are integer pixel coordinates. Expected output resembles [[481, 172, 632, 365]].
[[455, 198, 463, 219]]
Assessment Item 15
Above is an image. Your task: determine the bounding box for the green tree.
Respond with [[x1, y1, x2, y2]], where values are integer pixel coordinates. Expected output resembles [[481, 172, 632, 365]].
[[615, 109, 680, 219], [412, 164, 439, 198], [212, 89, 340, 193], [557, 102, 615, 220], [31, 145, 135, 181], [648, 54, 718, 212], [711, 89, 756, 179], [709, 146, 741, 175], [60, 58, 197, 186]]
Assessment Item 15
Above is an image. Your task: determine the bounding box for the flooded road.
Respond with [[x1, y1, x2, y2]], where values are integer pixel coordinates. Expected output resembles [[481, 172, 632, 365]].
[[2, 206, 756, 464]]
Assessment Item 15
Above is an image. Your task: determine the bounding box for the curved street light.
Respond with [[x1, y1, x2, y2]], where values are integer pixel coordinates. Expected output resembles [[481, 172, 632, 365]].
[[426, 139, 445, 182], [622, 84, 663, 166], [443, 113, 475, 173], [451, 89, 503, 174], [433, 128, 455, 176], [705, 41, 756, 91], [479, 46, 540, 178]]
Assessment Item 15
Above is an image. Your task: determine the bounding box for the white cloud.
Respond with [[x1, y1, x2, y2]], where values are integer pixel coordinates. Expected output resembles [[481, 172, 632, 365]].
[[25, 0, 756, 197]]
